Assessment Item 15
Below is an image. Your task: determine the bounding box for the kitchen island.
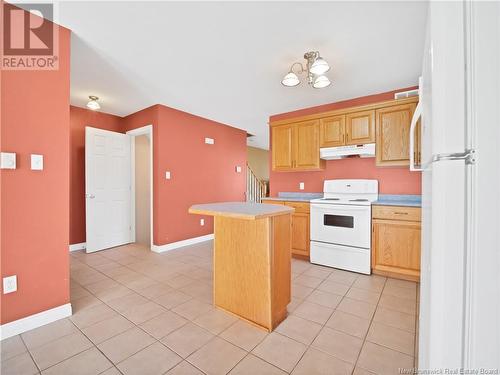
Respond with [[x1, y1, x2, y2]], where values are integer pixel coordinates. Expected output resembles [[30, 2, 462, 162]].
[[189, 202, 294, 331]]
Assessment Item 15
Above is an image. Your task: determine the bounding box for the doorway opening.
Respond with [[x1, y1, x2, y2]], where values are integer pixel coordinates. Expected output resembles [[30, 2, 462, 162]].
[[127, 125, 153, 249]]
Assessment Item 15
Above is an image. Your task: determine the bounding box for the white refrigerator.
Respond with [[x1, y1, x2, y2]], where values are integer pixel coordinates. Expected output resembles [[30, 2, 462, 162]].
[[415, 1, 499, 371]]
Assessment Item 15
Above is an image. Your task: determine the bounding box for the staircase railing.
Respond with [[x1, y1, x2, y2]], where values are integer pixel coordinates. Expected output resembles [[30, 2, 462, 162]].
[[246, 163, 267, 203]]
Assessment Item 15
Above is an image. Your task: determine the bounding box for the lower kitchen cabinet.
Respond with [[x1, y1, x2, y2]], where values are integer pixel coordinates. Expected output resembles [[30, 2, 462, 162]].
[[371, 205, 421, 281], [262, 200, 310, 259]]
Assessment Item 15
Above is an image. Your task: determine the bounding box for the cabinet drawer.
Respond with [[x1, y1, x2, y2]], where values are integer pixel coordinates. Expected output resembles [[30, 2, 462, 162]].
[[372, 205, 421, 222], [284, 201, 310, 213], [262, 200, 285, 205]]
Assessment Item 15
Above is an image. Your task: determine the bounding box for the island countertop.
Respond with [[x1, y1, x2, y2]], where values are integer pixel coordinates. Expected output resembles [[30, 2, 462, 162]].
[[189, 202, 294, 220]]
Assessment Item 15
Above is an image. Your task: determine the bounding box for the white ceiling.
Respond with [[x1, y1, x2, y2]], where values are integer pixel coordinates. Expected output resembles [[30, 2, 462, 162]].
[[58, 1, 428, 149]]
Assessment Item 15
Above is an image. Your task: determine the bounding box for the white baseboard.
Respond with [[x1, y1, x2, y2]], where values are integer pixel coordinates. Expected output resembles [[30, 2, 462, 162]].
[[151, 234, 214, 253], [0, 303, 72, 340], [69, 242, 86, 252]]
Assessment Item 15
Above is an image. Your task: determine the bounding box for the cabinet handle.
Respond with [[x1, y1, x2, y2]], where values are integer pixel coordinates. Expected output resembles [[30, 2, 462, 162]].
[[393, 212, 408, 215]]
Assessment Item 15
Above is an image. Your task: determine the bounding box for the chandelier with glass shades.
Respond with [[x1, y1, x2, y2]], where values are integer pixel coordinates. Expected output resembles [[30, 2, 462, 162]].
[[281, 51, 331, 89]]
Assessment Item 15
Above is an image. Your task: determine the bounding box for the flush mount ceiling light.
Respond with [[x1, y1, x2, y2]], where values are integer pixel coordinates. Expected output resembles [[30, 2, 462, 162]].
[[86, 95, 100, 110], [281, 51, 331, 89]]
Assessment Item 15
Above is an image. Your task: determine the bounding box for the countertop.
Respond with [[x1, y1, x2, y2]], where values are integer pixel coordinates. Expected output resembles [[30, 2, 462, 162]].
[[262, 192, 323, 203], [189, 202, 295, 220], [372, 194, 422, 207]]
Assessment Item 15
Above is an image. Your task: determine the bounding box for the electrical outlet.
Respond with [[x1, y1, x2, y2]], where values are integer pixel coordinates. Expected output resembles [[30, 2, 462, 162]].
[[3, 275, 17, 294], [165, 171, 171, 179], [205, 137, 214, 145], [0, 152, 16, 169], [299, 182, 305, 190], [200, 219, 205, 226], [31, 154, 44, 170], [235, 166, 242, 173]]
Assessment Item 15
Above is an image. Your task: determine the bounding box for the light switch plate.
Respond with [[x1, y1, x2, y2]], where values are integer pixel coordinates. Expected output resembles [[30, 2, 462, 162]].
[[205, 137, 215, 145], [0, 152, 16, 169], [299, 182, 305, 190], [235, 166, 242, 173], [31, 154, 43, 170], [165, 171, 171, 179], [200, 219, 205, 226], [3, 275, 17, 294]]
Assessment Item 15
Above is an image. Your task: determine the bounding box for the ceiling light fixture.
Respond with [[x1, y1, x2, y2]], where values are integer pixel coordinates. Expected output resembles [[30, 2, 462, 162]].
[[86, 95, 100, 110], [281, 51, 331, 89]]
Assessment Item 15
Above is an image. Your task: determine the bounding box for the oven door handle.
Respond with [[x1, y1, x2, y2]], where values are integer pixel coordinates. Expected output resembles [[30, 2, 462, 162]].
[[310, 204, 369, 211]]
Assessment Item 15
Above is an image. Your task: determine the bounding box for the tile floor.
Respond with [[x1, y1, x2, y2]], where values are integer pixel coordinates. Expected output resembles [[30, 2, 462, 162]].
[[1, 241, 419, 375]]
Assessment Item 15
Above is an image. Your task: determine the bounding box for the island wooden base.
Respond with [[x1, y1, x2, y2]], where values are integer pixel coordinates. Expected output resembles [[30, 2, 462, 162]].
[[213, 214, 291, 331]]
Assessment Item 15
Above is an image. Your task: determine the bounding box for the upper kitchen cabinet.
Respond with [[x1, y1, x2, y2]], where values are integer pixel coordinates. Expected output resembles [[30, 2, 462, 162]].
[[376, 103, 417, 166], [345, 110, 375, 145], [271, 120, 324, 171], [319, 115, 346, 147]]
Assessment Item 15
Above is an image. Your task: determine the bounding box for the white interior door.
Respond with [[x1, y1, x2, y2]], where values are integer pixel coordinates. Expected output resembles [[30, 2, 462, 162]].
[[85, 127, 132, 253]]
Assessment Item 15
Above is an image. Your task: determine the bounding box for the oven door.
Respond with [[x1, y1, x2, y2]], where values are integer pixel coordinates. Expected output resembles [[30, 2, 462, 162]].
[[310, 203, 371, 249]]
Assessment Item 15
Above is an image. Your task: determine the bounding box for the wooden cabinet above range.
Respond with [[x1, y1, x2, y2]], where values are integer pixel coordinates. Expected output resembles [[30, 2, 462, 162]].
[[270, 96, 419, 171]]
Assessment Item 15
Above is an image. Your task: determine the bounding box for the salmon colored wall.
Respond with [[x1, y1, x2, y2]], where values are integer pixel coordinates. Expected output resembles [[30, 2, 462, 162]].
[[69, 106, 123, 244], [269, 88, 422, 196], [1, 26, 71, 323], [123, 105, 247, 245]]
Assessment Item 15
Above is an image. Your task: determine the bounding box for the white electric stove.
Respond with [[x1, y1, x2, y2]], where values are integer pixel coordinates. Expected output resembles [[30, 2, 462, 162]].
[[310, 179, 379, 274]]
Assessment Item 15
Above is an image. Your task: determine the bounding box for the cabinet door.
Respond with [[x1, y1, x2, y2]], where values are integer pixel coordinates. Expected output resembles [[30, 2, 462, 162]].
[[345, 110, 375, 145], [272, 124, 294, 171], [319, 115, 346, 147], [375, 103, 416, 166], [294, 120, 322, 169], [290, 213, 310, 257], [372, 219, 421, 280]]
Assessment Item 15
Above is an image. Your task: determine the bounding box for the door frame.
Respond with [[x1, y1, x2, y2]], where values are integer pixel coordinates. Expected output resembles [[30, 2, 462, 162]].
[[126, 125, 153, 249]]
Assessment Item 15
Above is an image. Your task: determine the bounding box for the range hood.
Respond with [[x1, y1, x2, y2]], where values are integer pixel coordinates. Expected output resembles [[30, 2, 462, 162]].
[[320, 143, 375, 160]]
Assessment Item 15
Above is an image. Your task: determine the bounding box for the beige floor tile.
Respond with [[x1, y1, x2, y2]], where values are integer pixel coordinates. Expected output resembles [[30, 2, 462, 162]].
[[305, 289, 342, 308], [106, 293, 149, 313], [1, 352, 38, 375], [97, 327, 155, 364], [99, 366, 122, 375], [292, 347, 353, 375], [93, 285, 134, 303], [83, 278, 120, 294], [366, 322, 415, 356], [171, 299, 213, 321], [41, 347, 112, 375], [292, 301, 334, 324], [291, 283, 314, 299], [353, 367, 377, 375], [326, 310, 371, 339], [346, 288, 381, 305], [82, 315, 135, 344], [165, 275, 196, 289], [121, 301, 166, 324], [325, 270, 358, 286], [275, 315, 322, 345], [378, 294, 417, 315], [70, 303, 118, 329], [291, 261, 311, 274], [352, 275, 386, 293], [293, 275, 324, 289], [357, 342, 414, 375], [30, 331, 93, 370], [22, 318, 78, 350], [139, 311, 188, 339], [302, 266, 333, 280], [337, 297, 376, 320], [373, 307, 416, 333], [70, 285, 92, 300], [382, 285, 417, 301], [311, 327, 363, 364], [252, 332, 307, 373], [0, 335, 27, 361], [135, 282, 173, 299], [161, 323, 214, 358], [117, 342, 181, 375], [193, 309, 237, 335], [385, 278, 417, 290], [287, 298, 303, 313], [71, 295, 104, 313], [155, 290, 193, 309], [220, 321, 268, 351], [187, 337, 246, 375], [167, 361, 205, 375], [230, 354, 286, 375], [317, 280, 350, 296]]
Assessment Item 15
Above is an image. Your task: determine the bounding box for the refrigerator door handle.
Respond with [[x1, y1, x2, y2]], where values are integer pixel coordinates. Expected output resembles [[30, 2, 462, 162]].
[[431, 149, 476, 165], [409, 100, 423, 171]]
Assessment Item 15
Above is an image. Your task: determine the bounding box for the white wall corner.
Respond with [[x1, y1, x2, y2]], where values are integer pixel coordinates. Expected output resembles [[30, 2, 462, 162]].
[[69, 242, 86, 252], [151, 234, 214, 253], [0, 303, 72, 340]]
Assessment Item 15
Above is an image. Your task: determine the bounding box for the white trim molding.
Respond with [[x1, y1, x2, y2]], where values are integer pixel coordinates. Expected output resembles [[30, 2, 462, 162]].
[[69, 242, 86, 252], [151, 234, 214, 253], [0, 303, 72, 340]]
